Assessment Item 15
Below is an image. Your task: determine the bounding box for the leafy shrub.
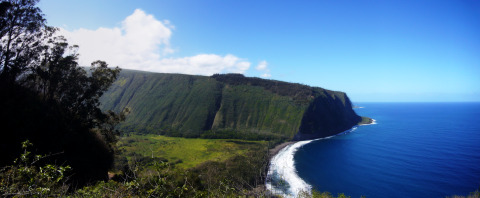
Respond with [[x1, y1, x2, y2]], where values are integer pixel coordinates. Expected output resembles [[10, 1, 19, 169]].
[[0, 141, 71, 197]]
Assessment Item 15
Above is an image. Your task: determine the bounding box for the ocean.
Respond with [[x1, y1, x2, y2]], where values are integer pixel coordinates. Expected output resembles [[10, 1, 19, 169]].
[[267, 103, 480, 198]]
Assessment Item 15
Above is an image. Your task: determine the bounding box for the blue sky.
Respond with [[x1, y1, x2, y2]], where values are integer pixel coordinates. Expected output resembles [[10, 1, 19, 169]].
[[38, 0, 480, 102]]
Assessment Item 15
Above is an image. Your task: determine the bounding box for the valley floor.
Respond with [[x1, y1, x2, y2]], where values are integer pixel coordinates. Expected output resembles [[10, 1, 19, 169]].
[[116, 134, 269, 169]]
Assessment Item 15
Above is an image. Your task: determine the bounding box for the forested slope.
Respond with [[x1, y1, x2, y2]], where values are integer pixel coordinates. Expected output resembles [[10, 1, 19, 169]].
[[100, 70, 363, 140]]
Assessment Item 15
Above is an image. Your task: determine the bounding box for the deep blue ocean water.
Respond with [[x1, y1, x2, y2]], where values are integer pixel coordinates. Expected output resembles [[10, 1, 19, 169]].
[[295, 103, 480, 198]]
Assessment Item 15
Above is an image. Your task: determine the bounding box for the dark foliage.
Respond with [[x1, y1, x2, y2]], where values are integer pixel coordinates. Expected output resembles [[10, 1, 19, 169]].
[[0, 141, 71, 197], [0, 0, 46, 84], [0, 0, 123, 187]]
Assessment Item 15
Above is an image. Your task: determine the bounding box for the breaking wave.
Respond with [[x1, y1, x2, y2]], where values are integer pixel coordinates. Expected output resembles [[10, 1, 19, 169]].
[[265, 127, 360, 197]]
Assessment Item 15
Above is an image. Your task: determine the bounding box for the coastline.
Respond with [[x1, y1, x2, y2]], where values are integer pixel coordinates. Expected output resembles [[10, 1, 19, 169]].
[[267, 116, 376, 158], [265, 118, 375, 197], [269, 141, 296, 159], [359, 118, 376, 126], [266, 139, 314, 197], [358, 116, 375, 125]]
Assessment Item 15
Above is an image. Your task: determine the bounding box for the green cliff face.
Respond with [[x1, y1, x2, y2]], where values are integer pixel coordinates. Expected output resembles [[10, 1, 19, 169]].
[[294, 90, 362, 140], [100, 70, 362, 140]]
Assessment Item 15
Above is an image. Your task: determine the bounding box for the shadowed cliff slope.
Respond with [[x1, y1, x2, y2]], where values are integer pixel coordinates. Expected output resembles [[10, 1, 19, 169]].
[[100, 70, 362, 140]]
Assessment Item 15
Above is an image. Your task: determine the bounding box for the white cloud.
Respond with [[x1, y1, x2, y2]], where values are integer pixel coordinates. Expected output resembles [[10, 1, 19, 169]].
[[256, 60, 268, 70], [255, 60, 271, 78], [149, 54, 250, 75], [59, 9, 250, 75], [261, 73, 271, 78]]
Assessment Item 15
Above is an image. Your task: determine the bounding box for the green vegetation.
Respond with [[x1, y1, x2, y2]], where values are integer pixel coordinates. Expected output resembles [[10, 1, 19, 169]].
[[2, 140, 269, 197], [359, 116, 374, 125], [0, 141, 71, 197], [116, 134, 267, 169], [100, 71, 224, 137], [100, 70, 364, 141], [111, 134, 271, 196], [211, 84, 305, 139]]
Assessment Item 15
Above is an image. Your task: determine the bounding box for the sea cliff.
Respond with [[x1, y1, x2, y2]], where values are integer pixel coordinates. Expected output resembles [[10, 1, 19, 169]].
[[100, 70, 365, 140]]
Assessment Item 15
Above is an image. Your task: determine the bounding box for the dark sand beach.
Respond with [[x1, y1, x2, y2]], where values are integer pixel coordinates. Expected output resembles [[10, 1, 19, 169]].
[[269, 141, 296, 159]]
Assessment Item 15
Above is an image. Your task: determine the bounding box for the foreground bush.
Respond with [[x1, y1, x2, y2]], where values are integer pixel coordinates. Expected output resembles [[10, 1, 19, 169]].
[[0, 141, 70, 197]]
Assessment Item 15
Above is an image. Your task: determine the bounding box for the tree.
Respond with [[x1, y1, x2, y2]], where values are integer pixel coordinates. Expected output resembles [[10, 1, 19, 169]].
[[24, 34, 122, 146], [0, 0, 124, 186], [0, 0, 47, 84]]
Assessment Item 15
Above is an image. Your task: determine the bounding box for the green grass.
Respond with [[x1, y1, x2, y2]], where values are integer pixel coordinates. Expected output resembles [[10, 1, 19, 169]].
[[117, 134, 267, 169]]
